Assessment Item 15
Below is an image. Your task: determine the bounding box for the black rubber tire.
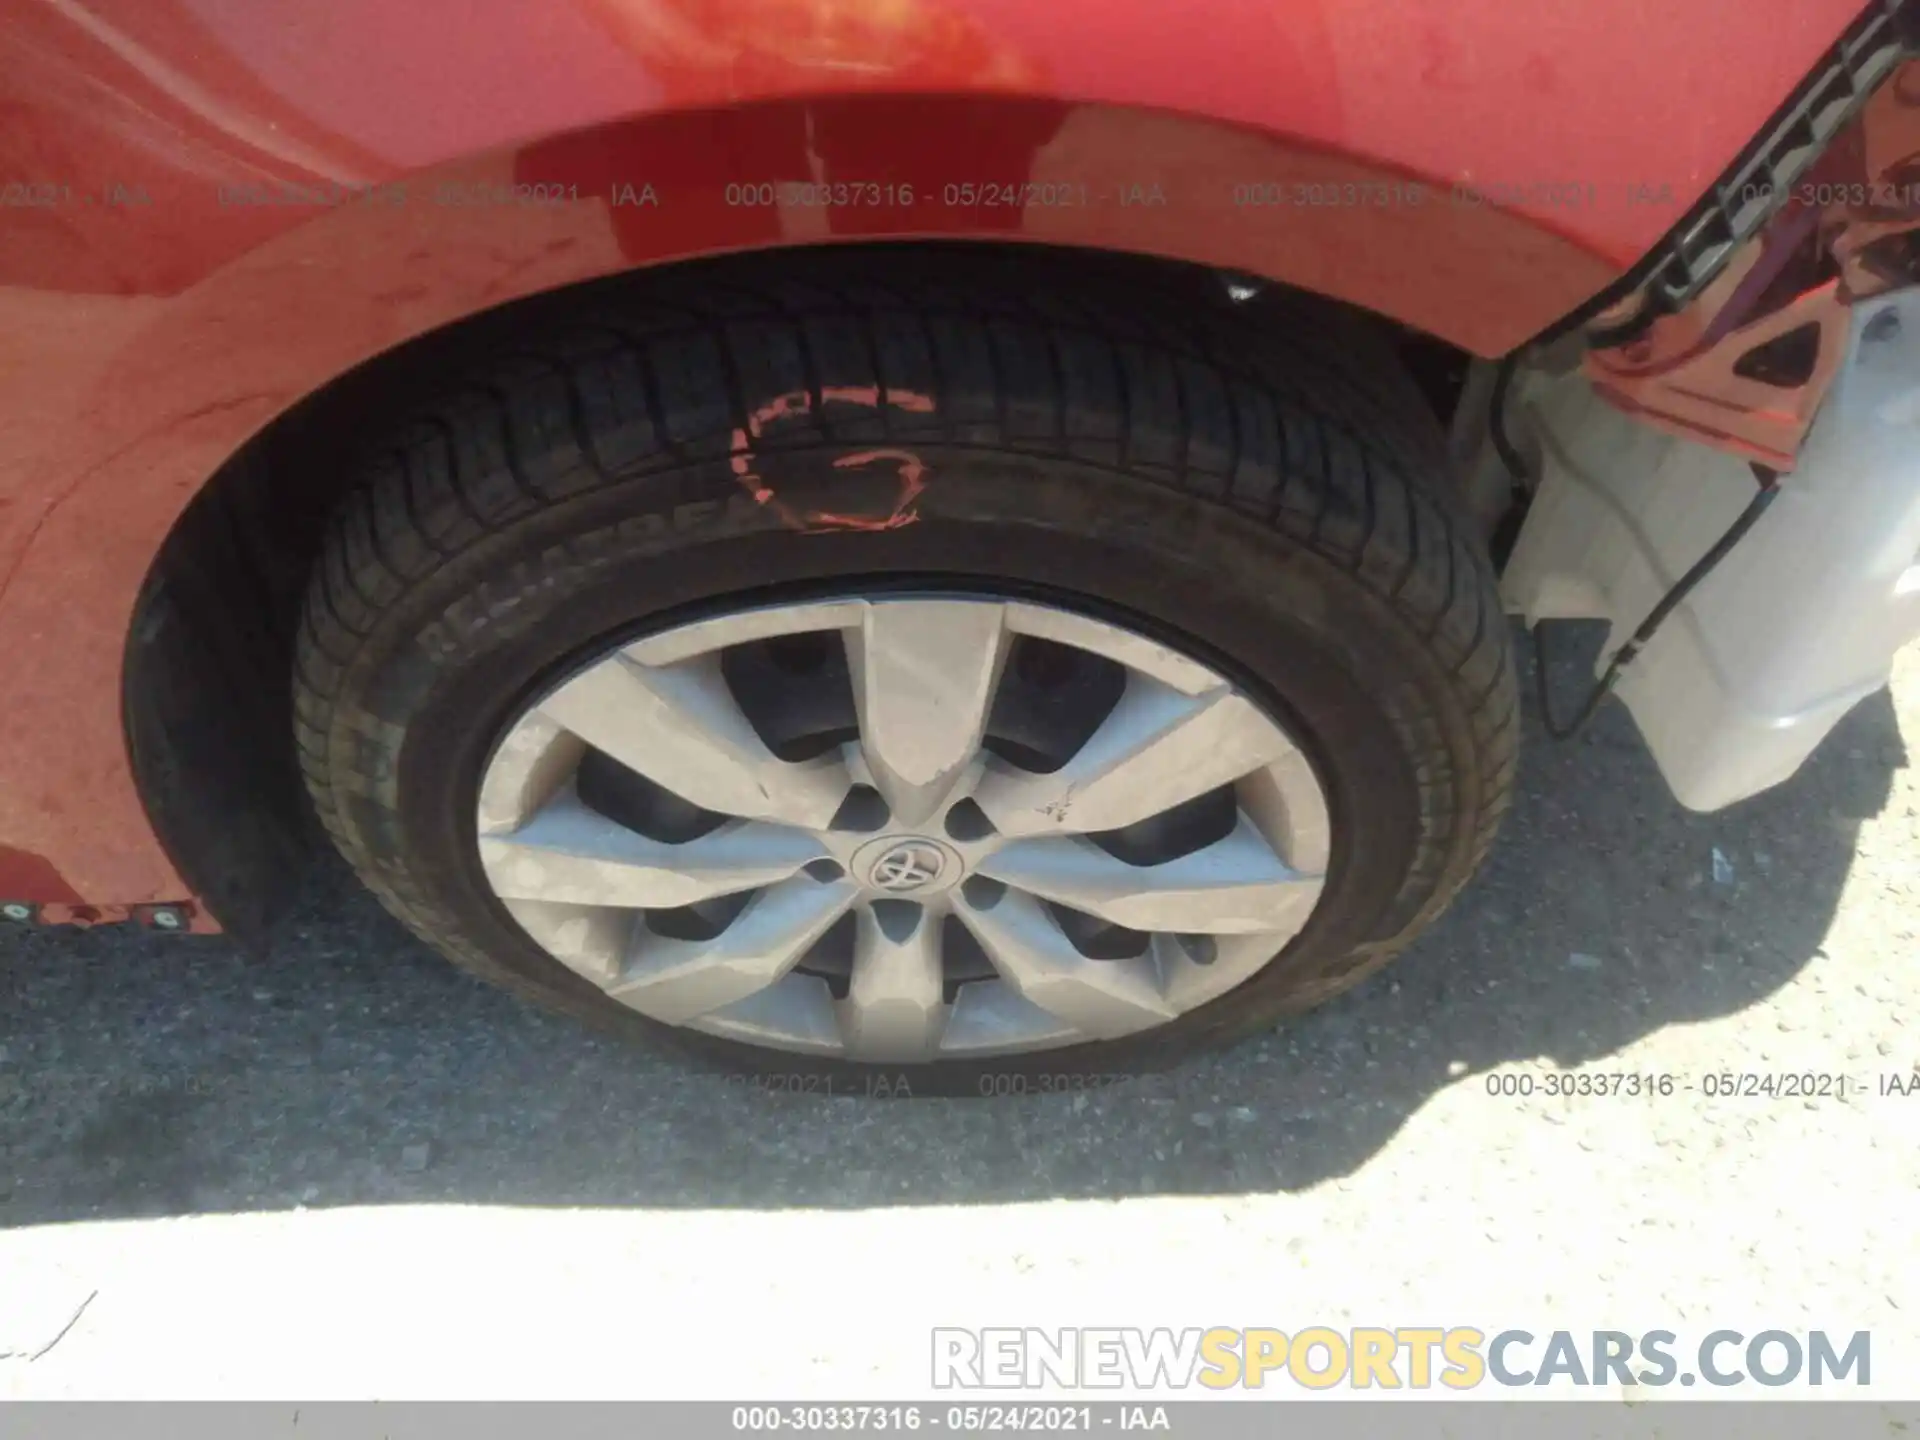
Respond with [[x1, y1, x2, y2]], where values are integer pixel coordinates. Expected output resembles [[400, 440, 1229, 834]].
[[292, 246, 1517, 1097]]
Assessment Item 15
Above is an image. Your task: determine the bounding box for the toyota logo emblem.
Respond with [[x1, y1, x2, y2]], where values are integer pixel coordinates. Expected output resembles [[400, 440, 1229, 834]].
[[870, 841, 945, 892]]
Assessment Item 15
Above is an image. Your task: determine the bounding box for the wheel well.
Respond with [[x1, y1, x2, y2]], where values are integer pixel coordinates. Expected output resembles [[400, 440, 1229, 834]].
[[122, 240, 1469, 941]]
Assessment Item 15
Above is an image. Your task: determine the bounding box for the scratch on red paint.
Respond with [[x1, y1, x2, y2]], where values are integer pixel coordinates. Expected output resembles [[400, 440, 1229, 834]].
[[728, 388, 936, 532]]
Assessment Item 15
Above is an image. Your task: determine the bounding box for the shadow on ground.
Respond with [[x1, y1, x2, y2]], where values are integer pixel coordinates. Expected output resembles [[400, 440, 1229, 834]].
[[0, 632, 1906, 1223]]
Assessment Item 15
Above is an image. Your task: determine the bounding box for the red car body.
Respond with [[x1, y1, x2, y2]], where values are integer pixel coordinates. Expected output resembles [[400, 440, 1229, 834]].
[[0, 0, 1870, 925]]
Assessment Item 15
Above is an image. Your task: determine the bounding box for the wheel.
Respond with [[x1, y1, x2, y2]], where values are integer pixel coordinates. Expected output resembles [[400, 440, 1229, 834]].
[[293, 248, 1517, 1095]]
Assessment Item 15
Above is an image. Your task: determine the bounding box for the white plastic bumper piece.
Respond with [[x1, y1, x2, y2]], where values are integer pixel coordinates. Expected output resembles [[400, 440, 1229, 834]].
[[1501, 287, 1920, 811]]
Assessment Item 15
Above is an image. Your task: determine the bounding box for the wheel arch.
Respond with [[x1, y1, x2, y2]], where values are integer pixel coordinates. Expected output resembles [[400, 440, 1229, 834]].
[[123, 235, 1475, 939], [89, 85, 1600, 931]]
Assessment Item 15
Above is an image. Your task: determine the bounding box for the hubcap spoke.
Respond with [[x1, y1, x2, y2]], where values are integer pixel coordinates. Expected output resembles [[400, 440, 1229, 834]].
[[971, 677, 1297, 837], [977, 814, 1323, 934], [956, 886, 1176, 1038], [608, 874, 858, 1022], [479, 789, 824, 908], [837, 902, 948, 1060], [537, 651, 849, 828], [496, 898, 635, 986], [847, 601, 1009, 827], [477, 713, 584, 835]]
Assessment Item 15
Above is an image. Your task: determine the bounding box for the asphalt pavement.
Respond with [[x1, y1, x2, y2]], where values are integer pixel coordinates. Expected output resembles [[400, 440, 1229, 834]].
[[0, 631, 1914, 1399]]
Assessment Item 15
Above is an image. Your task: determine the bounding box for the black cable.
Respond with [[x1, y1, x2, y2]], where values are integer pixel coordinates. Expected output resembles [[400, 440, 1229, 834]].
[[1485, 352, 1533, 566], [1533, 474, 1780, 739], [1487, 350, 1528, 485]]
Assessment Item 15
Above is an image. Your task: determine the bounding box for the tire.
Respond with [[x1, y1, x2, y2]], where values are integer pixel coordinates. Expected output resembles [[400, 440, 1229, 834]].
[[293, 246, 1517, 1096]]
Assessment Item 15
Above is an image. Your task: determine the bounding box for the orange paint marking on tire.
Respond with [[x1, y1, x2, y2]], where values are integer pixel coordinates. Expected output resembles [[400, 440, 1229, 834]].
[[728, 387, 937, 531]]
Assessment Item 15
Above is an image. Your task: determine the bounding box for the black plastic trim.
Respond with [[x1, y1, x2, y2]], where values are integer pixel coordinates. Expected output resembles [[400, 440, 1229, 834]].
[[1557, 0, 1920, 352]]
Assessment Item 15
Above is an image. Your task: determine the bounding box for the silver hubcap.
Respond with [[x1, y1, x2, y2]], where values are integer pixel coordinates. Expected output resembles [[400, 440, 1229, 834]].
[[475, 597, 1331, 1061]]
